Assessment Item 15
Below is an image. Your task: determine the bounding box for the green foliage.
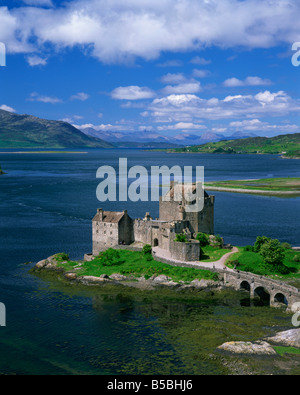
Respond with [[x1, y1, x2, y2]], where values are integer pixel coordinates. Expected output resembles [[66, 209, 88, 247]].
[[54, 252, 70, 261], [214, 235, 223, 248], [99, 248, 123, 267], [244, 245, 254, 252], [170, 133, 300, 158], [254, 236, 271, 253], [281, 242, 292, 250], [260, 239, 285, 266], [196, 233, 209, 247], [142, 244, 152, 255], [73, 249, 218, 283], [293, 255, 300, 263], [175, 234, 188, 243]]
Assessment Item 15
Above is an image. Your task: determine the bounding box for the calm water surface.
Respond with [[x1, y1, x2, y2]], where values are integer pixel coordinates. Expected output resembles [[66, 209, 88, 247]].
[[0, 149, 299, 375]]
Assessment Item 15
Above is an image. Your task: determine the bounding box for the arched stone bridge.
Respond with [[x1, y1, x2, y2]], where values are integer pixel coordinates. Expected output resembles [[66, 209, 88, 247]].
[[222, 269, 300, 309]]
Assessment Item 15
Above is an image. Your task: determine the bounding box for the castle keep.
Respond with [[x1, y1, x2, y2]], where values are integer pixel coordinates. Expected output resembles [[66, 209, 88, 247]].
[[92, 182, 215, 262]]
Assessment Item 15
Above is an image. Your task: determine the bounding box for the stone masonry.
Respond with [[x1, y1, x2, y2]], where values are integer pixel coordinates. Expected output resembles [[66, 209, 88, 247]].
[[92, 182, 215, 261]]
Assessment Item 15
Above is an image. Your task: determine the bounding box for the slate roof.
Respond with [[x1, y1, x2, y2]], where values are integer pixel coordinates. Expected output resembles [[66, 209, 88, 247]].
[[93, 210, 125, 223]]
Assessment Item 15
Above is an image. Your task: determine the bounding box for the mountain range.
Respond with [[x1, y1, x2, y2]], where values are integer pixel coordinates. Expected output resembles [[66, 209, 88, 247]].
[[0, 109, 113, 149], [80, 126, 257, 147]]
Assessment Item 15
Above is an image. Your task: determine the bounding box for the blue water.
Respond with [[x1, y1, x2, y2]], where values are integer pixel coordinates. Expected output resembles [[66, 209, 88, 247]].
[[0, 149, 299, 374]]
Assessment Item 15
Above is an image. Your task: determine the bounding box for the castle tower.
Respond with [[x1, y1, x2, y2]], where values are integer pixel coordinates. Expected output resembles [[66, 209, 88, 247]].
[[158, 182, 214, 235]]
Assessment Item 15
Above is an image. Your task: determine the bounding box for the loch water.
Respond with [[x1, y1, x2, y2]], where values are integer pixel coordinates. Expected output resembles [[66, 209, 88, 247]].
[[0, 149, 299, 375]]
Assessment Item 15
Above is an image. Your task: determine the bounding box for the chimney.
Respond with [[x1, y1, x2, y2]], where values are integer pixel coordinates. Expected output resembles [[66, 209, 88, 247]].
[[97, 208, 103, 220]]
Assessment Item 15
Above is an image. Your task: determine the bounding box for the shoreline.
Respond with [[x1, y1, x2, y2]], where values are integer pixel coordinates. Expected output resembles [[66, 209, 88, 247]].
[[204, 186, 300, 196]]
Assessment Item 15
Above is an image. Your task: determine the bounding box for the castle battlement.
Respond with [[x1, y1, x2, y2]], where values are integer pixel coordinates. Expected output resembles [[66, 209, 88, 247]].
[[92, 183, 215, 261]]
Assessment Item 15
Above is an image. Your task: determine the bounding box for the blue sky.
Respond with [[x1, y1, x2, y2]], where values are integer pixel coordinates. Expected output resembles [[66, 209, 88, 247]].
[[0, 0, 300, 139]]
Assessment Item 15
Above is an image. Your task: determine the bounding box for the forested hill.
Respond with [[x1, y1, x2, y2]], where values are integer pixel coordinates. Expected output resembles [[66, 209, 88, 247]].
[[167, 133, 300, 158], [0, 109, 113, 149]]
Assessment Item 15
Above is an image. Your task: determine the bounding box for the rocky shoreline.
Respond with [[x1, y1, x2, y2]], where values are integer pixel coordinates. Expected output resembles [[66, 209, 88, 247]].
[[33, 254, 225, 292], [218, 329, 300, 356]]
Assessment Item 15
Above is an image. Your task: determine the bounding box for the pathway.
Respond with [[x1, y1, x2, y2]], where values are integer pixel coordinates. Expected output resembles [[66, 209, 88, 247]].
[[153, 246, 239, 272]]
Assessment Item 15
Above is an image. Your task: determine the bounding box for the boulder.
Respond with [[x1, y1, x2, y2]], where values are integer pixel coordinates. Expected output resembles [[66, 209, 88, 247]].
[[35, 259, 48, 269], [266, 329, 300, 348], [109, 273, 127, 281], [217, 341, 276, 355], [151, 275, 172, 284], [65, 273, 77, 280]]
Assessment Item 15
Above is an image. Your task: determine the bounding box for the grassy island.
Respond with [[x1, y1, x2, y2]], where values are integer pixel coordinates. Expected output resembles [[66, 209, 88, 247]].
[[165, 133, 300, 158], [53, 249, 218, 283], [205, 177, 300, 196]]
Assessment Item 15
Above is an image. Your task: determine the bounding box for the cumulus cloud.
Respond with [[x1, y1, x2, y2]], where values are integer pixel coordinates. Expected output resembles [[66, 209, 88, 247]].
[[70, 92, 90, 101], [148, 91, 300, 123], [26, 55, 47, 66], [0, 104, 16, 112], [1, 0, 300, 62], [229, 119, 299, 134], [223, 76, 272, 87], [111, 86, 156, 100], [28, 92, 63, 103]]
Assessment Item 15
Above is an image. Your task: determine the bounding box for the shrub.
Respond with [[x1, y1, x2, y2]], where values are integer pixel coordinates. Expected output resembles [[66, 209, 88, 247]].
[[260, 239, 285, 266], [196, 233, 209, 247], [99, 248, 122, 266], [293, 255, 300, 263], [231, 259, 240, 268], [281, 242, 292, 250], [175, 234, 188, 243], [142, 244, 152, 255], [254, 236, 271, 253], [244, 245, 254, 252]]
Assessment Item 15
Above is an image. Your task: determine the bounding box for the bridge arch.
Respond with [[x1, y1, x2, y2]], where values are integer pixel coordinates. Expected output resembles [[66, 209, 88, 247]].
[[274, 293, 288, 307], [254, 286, 271, 306], [240, 281, 251, 292]]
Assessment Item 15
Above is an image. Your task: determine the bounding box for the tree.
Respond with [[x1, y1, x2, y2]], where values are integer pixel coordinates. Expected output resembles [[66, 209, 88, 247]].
[[196, 233, 209, 247], [260, 239, 285, 266], [254, 236, 271, 253], [142, 244, 152, 255], [99, 248, 122, 266]]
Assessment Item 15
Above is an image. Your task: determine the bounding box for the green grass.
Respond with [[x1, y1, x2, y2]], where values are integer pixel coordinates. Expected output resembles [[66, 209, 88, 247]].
[[205, 177, 300, 194], [274, 346, 300, 356], [200, 246, 229, 262], [166, 133, 300, 157], [226, 247, 300, 278], [54, 250, 219, 283]]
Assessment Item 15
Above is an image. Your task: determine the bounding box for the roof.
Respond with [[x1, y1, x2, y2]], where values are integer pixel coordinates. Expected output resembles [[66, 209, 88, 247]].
[[93, 210, 126, 223], [164, 182, 209, 202]]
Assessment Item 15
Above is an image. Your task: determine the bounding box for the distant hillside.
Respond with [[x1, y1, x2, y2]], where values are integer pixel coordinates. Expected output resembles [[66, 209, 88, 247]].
[[0, 110, 113, 149], [112, 141, 181, 149], [81, 126, 257, 146], [167, 133, 300, 158]]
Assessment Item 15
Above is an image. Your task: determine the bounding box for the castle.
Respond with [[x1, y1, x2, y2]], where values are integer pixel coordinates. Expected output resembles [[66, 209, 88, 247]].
[[92, 182, 215, 262]]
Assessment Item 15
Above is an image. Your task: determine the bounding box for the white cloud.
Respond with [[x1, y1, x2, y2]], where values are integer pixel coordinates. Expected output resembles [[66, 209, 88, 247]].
[[161, 81, 202, 95], [0, 104, 16, 112], [26, 55, 47, 66], [158, 122, 206, 131], [75, 123, 134, 132], [2, 0, 300, 62], [70, 92, 90, 101], [223, 76, 272, 87], [190, 57, 211, 66], [148, 91, 300, 123], [192, 69, 211, 78], [28, 92, 63, 104], [230, 119, 299, 134], [111, 86, 156, 100], [160, 73, 186, 84]]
